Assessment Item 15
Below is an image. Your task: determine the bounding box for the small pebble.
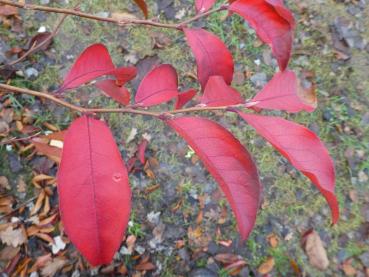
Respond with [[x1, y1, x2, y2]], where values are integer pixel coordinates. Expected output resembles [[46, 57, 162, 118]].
[[95, 11, 109, 18], [25, 67, 39, 79], [37, 26, 46, 33], [250, 72, 267, 87]]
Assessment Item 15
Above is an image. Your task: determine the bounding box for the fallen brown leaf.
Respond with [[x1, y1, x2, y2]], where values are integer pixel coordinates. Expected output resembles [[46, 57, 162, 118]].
[[42, 122, 59, 132], [267, 233, 279, 248], [342, 259, 356, 276], [302, 230, 329, 270], [26, 32, 53, 51], [34, 232, 54, 244], [29, 254, 52, 273], [0, 176, 10, 190], [258, 257, 275, 275], [297, 70, 317, 109], [0, 226, 27, 247], [17, 177, 27, 193], [218, 240, 232, 247], [41, 257, 67, 277], [0, 195, 14, 214], [126, 234, 137, 254], [135, 262, 156, 271], [31, 175, 55, 188], [215, 253, 243, 265], [0, 245, 20, 261], [31, 189, 45, 215], [0, 5, 18, 16]]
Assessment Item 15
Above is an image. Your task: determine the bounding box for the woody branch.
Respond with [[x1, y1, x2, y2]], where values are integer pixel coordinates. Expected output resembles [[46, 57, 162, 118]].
[[0, 84, 252, 118], [0, 0, 229, 30]]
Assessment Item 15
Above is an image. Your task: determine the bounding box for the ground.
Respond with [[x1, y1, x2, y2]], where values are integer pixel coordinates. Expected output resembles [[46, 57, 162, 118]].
[[0, 0, 369, 276]]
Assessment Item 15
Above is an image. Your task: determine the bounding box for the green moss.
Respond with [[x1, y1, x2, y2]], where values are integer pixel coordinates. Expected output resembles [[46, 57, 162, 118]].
[[268, 246, 291, 274], [33, 65, 61, 89]]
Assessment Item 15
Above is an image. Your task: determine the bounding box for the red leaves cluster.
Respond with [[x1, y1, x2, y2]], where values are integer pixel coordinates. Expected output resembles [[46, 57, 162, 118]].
[[59, 44, 137, 105], [53, 0, 339, 267]]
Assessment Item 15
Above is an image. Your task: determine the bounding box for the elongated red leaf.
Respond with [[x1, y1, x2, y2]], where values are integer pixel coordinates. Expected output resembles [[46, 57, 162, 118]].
[[135, 64, 179, 107], [133, 0, 148, 18], [229, 0, 295, 70], [95, 79, 130, 105], [237, 113, 339, 223], [57, 116, 131, 266], [201, 76, 244, 107], [184, 28, 234, 90], [166, 117, 262, 240], [195, 0, 216, 13], [110, 66, 137, 86], [252, 70, 316, 113], [138, 138, 148, 164], [175, 89, 197, 109], [59, 44, 115, 92]]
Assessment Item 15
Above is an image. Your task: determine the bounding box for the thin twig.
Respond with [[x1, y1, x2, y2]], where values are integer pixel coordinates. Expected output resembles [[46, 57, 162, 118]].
[[178, 3, 229, 28], [0, 131, 42, 146], [6, 14, 68, 67], [0, 196, 38, 221], [0, 84, 86, 113], [0, 83, 249, 118], [0, 0, 226, 30]]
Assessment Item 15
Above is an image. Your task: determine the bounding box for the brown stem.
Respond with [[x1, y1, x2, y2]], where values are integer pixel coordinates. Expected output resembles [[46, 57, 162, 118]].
[[0, 84, 245, 118], [0, 0, 226, 30], [0, 84, 86, 113], [178, 3, 229, 28], [0, 131, 42, 145]]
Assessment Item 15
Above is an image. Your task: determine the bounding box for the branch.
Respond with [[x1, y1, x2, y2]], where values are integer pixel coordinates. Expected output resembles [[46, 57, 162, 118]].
[[5, 14, 68, 67], [0, 0, 228, 30], [0, 84, 160, 117], [0, 131, 42, 145], [0, 195, 38, 221], [0, 83, 249, 118]]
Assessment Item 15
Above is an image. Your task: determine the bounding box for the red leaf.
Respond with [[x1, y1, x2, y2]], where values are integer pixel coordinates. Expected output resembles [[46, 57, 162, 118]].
[[59, 44, 115, 92], [175, 89, 197, 109], [166, 117, 262, 239], [201, 76, 244, 107], [133, 0, 149, 18], [252, 70, 316, 113], [110, 66, 137, 86], [237, 113, 339, 223], [57, 116, 131, 266], [195, 0, 216, 13], [229, 0, 295, 71], [95, 79, 131, 105], [138, 139, 148, 164], [135, 64, 179, 107], [184, 28, 234, 90]]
